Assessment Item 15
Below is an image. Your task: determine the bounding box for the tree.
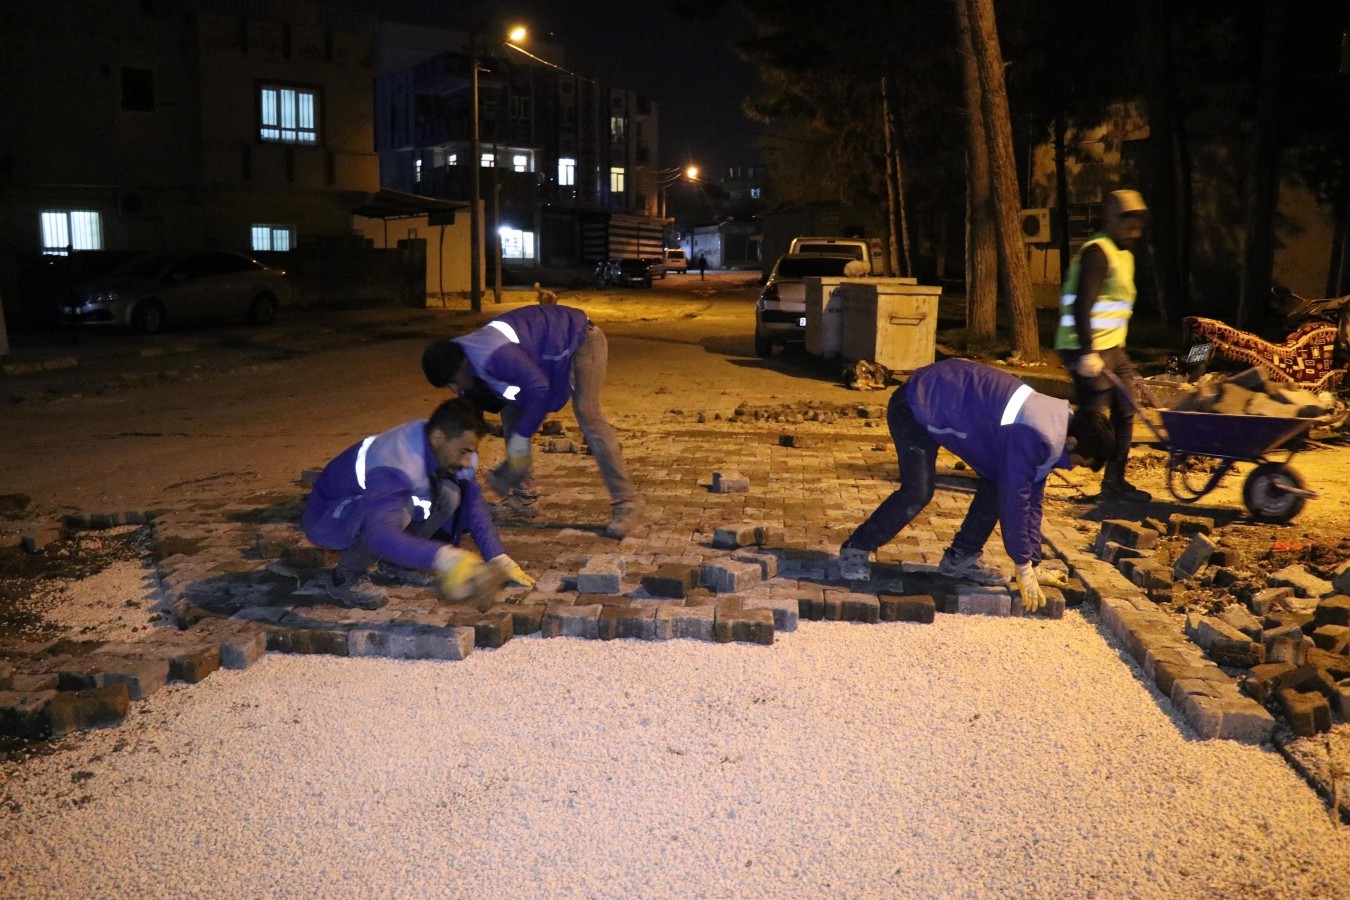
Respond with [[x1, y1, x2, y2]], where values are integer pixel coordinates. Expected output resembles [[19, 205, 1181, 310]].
[[954, 0, 997, 336]]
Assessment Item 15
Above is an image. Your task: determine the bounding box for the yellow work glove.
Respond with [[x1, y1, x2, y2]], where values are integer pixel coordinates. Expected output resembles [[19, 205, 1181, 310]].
[[1036, 566, 1070, 589], [433, 546, 485, 602], [491, 554, 536, 588], [1015, 562, 1047, 613], [1076, 352, 1104, 378]]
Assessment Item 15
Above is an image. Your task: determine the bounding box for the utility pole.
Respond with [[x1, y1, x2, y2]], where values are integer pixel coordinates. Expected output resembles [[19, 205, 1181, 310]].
[[469, 36, 483, 312], [492, 132, 502, 304]]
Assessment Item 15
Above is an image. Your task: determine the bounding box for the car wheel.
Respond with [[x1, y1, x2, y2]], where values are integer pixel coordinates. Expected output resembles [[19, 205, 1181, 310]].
[[643, 278, 652, 289], [248, 292, 278, 325], [754, 330, 773, 358], [132, 300, 167, 335]]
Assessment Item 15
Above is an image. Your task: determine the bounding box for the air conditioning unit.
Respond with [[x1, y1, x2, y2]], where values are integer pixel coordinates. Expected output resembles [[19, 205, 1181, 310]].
[[1020, 208, 1051, 244]]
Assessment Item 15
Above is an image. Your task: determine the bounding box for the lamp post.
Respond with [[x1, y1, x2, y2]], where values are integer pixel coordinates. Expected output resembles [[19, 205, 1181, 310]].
[[469, 35, 482, 312]]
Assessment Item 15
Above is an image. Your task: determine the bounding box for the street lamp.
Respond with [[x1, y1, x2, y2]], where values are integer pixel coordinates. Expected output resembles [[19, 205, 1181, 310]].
[[657, 164, 698, 220]]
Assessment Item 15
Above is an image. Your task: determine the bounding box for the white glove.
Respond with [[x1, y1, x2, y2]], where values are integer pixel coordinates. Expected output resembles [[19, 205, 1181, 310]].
[[1036, 565, 1070, 589], [1076, 352, 1104, 378], [1015, 562, 1047, 613]]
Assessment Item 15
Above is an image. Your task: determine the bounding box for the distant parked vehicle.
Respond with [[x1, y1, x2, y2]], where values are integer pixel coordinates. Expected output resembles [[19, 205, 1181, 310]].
[[643, 257, 669, 279], [66, 250, 288, 334], [662, 248, 688, 274], [604, 257, 655, 289], [594, 257, 619, 286], [755, 252, 854, 356]]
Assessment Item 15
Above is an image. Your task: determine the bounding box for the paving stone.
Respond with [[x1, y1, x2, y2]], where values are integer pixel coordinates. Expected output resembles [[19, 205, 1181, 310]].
[[1095, 519, 1159, 552], [955, 585, 1012, 617], [1265, 635, 1310, 666], [1308, 648, 1350, 680], [1172, 533, 1217, 580], [712, 524, 757, 549], [0, 690, 57, 739], [21, 526, 63, 553], [1249, 587, 1293, 616], [1218, 605, 1263, 641], [598, 605, 657, 641], [732, 551, 778, 580], [1096, 541, 1144, 565], [656, 604, 716, 641], [1034, 587, 1066, 619], [701, 560, 762, 594], [755, 525, 786, 547], [576, 565, 623, 595], [1313, 595, 1350, 628], [1121, 558, 1173, 591], [541, 603, 601, 639], [93, 640, 221, 684], [45, 654, 169, 701], [1170, 679, 1224, 740], [1268, 565, 1333, 599], [1241, 663, 1312, 703], [822, 589, 881, 623], [348, 623, 475, 660], [1216, 696, 1276, 743], [1334, 561, 1350, 596], [186, 619, 267, 669], [0, 663, 11, 691], [1310, 625, 1350, 654], [641, 564, 699, 599], [489, 602, 545, 636], [878, 593, 935, 624], [741, 596, 798, 632], [48, 684, 131, 737], [711, 471, 750, 493], [264, 625, 351, 656], [1277, 688, 1332, 736], [10, 673, 59, 692], [1333, 678, 1350, 719], [442, 610, 514, 648], [713, 607, 774, 645]]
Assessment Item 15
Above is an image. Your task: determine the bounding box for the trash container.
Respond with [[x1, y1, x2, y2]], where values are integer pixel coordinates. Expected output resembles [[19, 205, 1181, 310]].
[[805, 276, 918, 358], [838, 283, 942, 373]]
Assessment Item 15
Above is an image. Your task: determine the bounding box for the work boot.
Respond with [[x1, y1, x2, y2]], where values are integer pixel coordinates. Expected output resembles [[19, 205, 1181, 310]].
[[938, 549, 1009, 586], [324, 569, 388, 610], [490, 488, 539, 522], [373, 560, 437, 587], [838, 545, 871, 581], [603, 500, 644, 539], [1100, 462, 1152, 503]]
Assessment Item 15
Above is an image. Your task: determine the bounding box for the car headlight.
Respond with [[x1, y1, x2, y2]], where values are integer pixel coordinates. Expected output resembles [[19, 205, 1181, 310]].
[[93, 291, 120, 304]]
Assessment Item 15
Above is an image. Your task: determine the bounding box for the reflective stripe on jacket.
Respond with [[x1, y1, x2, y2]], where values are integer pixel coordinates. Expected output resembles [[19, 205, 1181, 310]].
[[1054, 233, 1136, 351]]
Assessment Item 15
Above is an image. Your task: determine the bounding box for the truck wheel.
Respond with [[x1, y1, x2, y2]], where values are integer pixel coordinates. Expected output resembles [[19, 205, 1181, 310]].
[[754, 331, 773, 358], [1242, 462, 1307, 524], [248, 293, 278, 325]]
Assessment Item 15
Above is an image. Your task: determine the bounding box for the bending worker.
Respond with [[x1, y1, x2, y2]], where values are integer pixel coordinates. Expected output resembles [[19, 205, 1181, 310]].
[[421, 304, 641, 540], [302, 398, 533, 610], [838, 359, 1114, 613], [1055, 188, 1151, 503]]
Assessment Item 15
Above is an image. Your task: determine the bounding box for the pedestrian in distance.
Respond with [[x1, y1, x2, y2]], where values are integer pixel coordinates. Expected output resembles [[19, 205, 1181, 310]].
[[838, 359, 1114, 613], [1055, 188, 1152, 503], [696, 253, 708, 280], [301, 398, 534, 610], [421, 303, 642, 539]]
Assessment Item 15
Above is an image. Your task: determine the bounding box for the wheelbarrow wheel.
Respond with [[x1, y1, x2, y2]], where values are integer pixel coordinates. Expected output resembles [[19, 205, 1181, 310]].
[[1242, 462, 1307, 524]]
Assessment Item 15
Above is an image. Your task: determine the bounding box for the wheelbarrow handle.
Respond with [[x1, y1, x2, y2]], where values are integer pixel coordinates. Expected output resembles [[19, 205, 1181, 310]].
[[1100, 368, 1169, 446]]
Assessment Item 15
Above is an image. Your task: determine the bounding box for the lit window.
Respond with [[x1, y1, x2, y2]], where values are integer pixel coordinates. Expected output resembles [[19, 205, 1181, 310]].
[[251, 225, 294, 252], [610, 166, 625, 193], [481, 152, 495, 168], [512, 154, 528, 173], [448, 153, 458, 166], [558, 157, 576, 186], [498, 226, 535, 260], [750, 187, 761, 199], [40, 210, 102, 256], [259, 85, 318, 144], [610, 116, 625, 141], [414, 158, 423, 183]]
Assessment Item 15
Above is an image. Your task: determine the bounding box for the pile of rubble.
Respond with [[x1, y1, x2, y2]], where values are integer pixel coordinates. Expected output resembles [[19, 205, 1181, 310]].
[[1168, 367, 1336, 419], [1085, 514, 1350, 738]]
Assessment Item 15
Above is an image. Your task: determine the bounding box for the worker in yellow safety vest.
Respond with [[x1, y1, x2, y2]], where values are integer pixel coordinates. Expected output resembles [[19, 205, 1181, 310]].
[[1054, 189, 1151, 503]]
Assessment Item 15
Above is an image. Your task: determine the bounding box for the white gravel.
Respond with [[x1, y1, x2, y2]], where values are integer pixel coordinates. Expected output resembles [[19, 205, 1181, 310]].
[[2, 612, 1348, 898]]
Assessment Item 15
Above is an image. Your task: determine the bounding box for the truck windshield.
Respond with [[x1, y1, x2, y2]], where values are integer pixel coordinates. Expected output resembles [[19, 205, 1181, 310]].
[[793, 242, 864, 260]]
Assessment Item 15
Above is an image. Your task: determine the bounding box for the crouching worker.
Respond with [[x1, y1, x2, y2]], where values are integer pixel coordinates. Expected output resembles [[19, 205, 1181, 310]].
[[838, 359, 1113, 613], [302, 398, 534, 610]]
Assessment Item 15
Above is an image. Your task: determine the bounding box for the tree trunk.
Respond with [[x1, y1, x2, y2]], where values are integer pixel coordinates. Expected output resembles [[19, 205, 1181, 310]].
[[962, 0, 1038, 358], [1237, 0, 1285, 330], [955, 0, 997, 337], [881, 74, 905, 277], [1140, 0, 1182, 324]]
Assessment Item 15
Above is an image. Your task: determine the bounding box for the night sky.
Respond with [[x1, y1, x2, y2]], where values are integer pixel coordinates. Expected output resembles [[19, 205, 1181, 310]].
[[336, 0, 764, 178]]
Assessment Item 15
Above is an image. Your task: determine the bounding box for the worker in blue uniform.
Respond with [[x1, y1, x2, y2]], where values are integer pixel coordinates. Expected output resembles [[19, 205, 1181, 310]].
[[421, 304, 641, 539], [302, 398, 533, 609], [838, 359, 1114, 612]]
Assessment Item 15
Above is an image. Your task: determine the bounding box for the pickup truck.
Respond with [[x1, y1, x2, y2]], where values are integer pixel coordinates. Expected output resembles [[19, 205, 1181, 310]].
[[788, 236, 878, 274]]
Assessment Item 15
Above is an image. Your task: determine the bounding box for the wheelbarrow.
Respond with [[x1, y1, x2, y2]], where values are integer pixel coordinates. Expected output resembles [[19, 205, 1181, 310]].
[[1104, 370, 1318, 523]]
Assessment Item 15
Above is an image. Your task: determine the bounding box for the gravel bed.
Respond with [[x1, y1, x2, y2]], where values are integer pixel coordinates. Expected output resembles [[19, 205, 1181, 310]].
[[3, 612, 1348, 897]]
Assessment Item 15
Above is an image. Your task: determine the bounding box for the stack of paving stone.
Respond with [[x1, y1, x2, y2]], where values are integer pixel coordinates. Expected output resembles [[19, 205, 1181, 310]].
[[1170, 367, 1334, 418], [1046, 513, 1350, 742]]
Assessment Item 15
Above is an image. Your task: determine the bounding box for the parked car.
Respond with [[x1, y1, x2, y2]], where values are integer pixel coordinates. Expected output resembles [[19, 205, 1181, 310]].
[[787, 236, 877, 274], [755, 253, 855, 356], [604, 257, 655, 289], [643, 256, 668, 279], [594, 257, 619, 286], [66, 250, 288, 334], [662, 248, 688, 274]]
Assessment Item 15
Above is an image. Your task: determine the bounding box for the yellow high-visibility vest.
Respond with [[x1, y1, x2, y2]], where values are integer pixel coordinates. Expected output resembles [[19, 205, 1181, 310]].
[[1054, 233, 1135, 351]]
